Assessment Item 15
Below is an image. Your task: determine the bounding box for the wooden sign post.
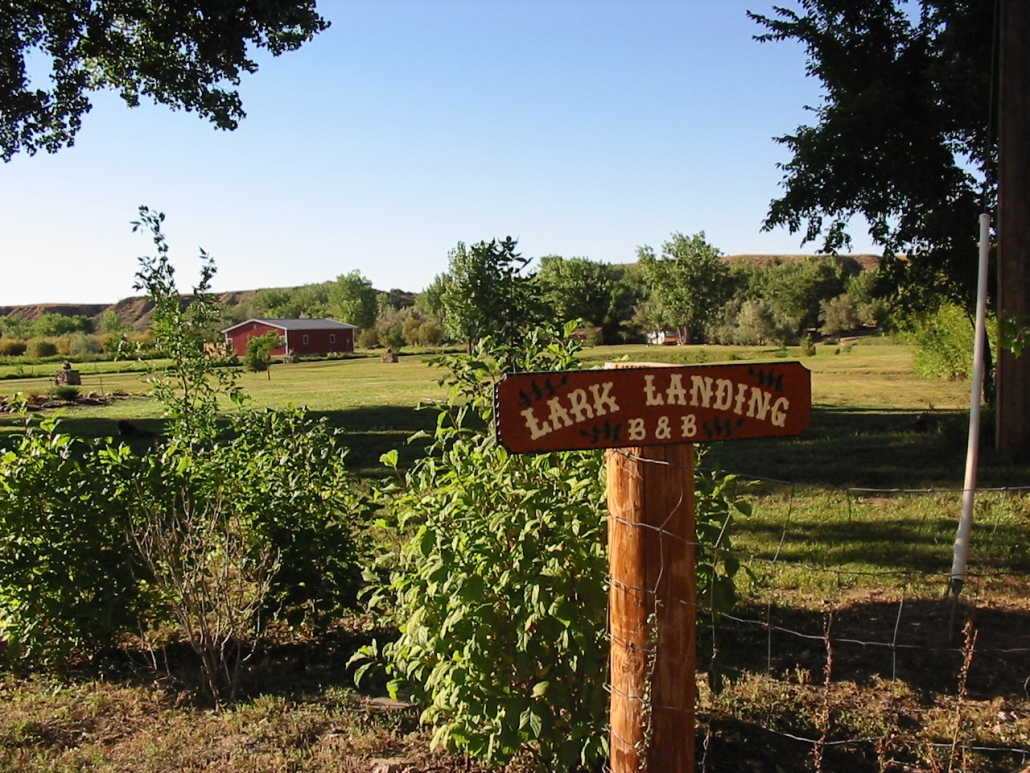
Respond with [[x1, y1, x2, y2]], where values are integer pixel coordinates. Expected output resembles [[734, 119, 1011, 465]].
[[496, 362, 812, 773]]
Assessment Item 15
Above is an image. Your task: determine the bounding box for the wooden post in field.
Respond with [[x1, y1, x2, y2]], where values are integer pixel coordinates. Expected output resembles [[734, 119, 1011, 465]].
[[495, 362, 811, 773], [607, 443, 695, 773]]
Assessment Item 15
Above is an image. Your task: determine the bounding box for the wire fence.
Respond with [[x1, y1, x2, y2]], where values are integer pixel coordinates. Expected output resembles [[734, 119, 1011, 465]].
[[603, 449, 1030, 773]]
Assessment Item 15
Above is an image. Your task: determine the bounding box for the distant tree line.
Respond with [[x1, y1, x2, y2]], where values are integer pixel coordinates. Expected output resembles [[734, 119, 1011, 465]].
[[5, 229, 979, 381], [0, 309, 149, 359], [1, 233, 906, 362], [212, 232, 899, 355]]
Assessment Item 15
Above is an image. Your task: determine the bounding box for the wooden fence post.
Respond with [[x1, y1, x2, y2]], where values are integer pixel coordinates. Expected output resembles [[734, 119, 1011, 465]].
[[495, 362, 810, 772], [607, 443, 696, 773]]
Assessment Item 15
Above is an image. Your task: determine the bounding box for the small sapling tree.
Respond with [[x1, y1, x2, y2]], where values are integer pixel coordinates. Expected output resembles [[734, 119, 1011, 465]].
[[243, 331, 279, 378], [132, 206, 243, 442], [120, 209, 370, 702]]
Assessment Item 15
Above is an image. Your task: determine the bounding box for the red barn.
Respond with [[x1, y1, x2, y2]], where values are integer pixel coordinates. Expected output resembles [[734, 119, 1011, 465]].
[[221, 318, 357, 358]]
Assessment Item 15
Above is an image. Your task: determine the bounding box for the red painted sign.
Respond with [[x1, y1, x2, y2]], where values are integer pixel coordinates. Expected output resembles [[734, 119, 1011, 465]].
[[495, 362, 811, 453]]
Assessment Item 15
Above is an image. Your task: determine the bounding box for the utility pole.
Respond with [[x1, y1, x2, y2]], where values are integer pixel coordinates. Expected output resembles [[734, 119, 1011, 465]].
[[995, 0, 1030, 461]]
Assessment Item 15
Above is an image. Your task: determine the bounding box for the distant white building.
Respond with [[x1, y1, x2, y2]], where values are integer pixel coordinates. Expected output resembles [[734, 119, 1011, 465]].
[[646, 330, 681, 346]]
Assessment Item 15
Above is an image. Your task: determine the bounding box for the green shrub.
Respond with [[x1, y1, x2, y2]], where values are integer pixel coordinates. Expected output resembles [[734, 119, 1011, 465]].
[[363, 325, 753, 771], [819, 293, 861, 337], [26, 339, 58, 358], [357, 327, 380, 349], [370, 329, 609, 771], [0, 339, 27, 357], [105, 406, 369, 637], [402, 314, 445, 347], [221, 408, 371, 622], [0, 416, 149, 664], [53, 385, 80, 401], [67, 332, 102, 359], [903, 303, 990, 380]]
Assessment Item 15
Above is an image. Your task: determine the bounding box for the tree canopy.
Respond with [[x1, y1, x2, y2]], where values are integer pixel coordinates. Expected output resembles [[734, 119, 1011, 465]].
[[749, 0, 995, 309], [636, 232, 731, 344], [1, 1, 329, 161], [328, 270, 377, 331], [534, 256, 639, 343], [441, 238, 537, 353]]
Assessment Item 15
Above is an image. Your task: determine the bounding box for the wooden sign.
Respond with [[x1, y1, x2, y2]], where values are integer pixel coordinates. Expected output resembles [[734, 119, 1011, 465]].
[[495, 361, 812, 773], [495, 362, 811, 453]]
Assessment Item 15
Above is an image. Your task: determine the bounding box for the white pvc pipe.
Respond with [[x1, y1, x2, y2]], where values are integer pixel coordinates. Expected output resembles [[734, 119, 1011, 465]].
[[950, 213, 992, 593]]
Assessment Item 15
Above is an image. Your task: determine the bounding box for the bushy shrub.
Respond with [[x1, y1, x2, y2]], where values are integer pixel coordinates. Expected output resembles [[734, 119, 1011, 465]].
[[220, 408, 371, 622], [0, 339, 27, 357], [67, 332, 103, 359], [819, 293, 862, 337], [369, 329, 609, 771], [0, 416, 149, 664], [53, 385, 80, 401], [904, 303, 981, 380], [25, 339, 58, 358], [708, 298, 793, 345], [735, 298, 794, 345], [357, 327, 380, 349]]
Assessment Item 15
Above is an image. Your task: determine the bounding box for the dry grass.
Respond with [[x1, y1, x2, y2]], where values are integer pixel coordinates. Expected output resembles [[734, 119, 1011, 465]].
[[0, 678, 486, 773]]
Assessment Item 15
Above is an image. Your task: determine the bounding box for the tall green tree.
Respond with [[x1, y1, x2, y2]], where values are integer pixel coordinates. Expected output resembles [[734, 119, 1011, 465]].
[[416, 272, 451, 325], [749, 0, 994, 310], [637, 232, 731, 344], [328, 270, 378, 331], [1, 1, 328, 161], [441, 238, 539, 354], [534, 256, 638, 343], [755, 256, 851, 336]]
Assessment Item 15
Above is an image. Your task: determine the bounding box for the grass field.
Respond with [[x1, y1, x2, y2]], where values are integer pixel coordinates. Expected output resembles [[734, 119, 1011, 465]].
[[0, 338, 1000, 482], [1, 339, 1028, 772]]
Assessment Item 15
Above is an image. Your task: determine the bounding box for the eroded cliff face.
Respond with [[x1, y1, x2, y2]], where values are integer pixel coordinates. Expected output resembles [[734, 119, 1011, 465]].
[[0, 291, 260, 331]]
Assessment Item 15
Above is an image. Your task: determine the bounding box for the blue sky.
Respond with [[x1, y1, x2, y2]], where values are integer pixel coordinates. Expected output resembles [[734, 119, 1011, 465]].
[[0, 1, 878, 306]]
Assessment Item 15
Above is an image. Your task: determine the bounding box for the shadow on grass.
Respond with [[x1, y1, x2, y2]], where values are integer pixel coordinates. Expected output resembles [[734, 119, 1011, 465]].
[[705, 597, 1030, 702], [738, 517, 1030, 574], [707, 406, 1028, 489], [306, 405, 440, 475], [0, 405, 443, 474], [6, 403, 1028, 490]]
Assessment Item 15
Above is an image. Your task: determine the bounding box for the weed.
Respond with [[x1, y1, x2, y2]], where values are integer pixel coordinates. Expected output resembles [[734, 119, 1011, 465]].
[[53, 385, 79, 401]]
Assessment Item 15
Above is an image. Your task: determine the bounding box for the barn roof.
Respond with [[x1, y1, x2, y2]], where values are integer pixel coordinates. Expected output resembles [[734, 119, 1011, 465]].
[[222, 318, 358, 334]]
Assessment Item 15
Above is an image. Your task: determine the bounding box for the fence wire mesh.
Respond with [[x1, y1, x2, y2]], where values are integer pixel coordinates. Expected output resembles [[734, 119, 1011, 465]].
[[603, 450, 1030, 773]]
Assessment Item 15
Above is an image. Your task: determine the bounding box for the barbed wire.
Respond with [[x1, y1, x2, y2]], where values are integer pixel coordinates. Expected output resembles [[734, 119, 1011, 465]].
[[615, 448, 1030, 494], [609, 513, 1027, 583], [603, 450, 1030, 772], [698, 715, 1030, 756]]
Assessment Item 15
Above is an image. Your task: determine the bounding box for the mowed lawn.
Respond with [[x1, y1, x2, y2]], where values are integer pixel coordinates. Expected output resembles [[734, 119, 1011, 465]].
[[0, 339, 994, 483], [0, 354, 446, 414], [0, 338, 971, 421]]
